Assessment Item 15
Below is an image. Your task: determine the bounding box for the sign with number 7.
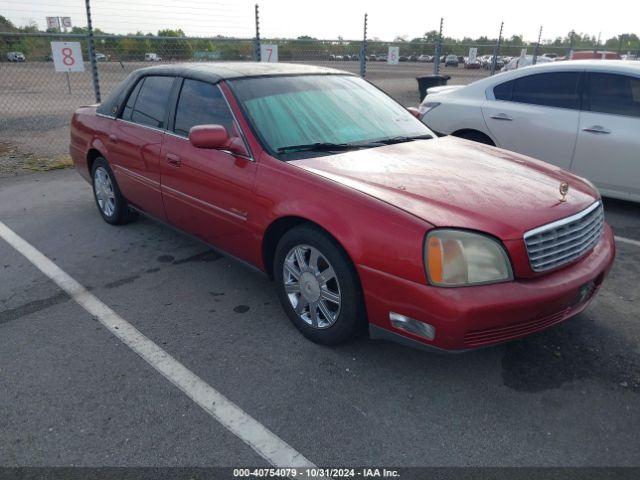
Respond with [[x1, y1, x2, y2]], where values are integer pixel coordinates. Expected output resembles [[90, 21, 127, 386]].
[[260, 44, 278, 63]]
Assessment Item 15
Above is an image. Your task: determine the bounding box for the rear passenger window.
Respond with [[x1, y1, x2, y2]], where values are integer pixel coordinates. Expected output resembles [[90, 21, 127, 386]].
[[122, 76, 174, 128], [121, 80, 142, 122], [492, 74, 580, 107], [173, 79, 236, 137], [586, 73, 640, 118], [493, 80, 514, 100], [511, 72, 580, 109]]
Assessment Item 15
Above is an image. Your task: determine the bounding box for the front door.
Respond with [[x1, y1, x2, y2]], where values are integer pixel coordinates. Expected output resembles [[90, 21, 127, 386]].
[[160, 79, 258, 261]]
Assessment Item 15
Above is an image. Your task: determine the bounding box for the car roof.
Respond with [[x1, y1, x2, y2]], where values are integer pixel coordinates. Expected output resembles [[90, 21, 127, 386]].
[[131, 62, 351, 82], [96, 62, 353, 117]]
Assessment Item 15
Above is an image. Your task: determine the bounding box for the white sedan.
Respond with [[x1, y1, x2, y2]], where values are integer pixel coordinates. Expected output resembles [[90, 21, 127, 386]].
[[419, 60, 640, 203]]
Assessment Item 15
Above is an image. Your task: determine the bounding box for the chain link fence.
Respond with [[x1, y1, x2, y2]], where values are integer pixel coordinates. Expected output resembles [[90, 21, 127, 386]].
[[1, 20, 635, 166]]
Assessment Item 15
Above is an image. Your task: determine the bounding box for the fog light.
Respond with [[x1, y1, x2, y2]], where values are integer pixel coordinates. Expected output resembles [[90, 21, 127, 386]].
[[389, 312, 435, 340]]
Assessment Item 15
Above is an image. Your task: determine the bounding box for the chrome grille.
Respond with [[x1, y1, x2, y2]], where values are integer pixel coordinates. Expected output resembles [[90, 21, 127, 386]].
[[524, 201, 604, 272]]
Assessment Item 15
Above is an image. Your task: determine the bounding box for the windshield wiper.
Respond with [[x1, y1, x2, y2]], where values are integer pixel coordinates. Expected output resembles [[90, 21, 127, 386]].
[[277, 142, 365, 153], [375, 134, 433, 145]]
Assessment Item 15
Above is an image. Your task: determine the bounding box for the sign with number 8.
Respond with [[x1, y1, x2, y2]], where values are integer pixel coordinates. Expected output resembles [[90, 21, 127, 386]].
[[51, 42, 84, 72]]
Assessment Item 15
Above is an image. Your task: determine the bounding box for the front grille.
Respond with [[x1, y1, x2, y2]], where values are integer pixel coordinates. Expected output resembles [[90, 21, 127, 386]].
[[524, 201, 604, 272]]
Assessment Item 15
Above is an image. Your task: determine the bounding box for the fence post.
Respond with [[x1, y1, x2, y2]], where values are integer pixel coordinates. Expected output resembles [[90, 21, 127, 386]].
[[84, 0, 101, 103], [533, 25, 542, 65], [490, 21, 503, 75], [433, 17, 443, 75], [568, 30, 575, 59], [360, 13, 368, 78], [253, 4, 261, 62]]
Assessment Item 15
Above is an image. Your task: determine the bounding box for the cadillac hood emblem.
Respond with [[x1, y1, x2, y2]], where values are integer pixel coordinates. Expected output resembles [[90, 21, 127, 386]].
[[559, 182, 569, 202]]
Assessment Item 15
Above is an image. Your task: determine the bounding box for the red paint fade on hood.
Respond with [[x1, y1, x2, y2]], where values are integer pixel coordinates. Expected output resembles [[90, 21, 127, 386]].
[[291, 136, 599, 240]]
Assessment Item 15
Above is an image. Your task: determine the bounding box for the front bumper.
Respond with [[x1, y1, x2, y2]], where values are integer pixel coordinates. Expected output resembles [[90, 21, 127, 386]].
[[358, 225, 616, 351]]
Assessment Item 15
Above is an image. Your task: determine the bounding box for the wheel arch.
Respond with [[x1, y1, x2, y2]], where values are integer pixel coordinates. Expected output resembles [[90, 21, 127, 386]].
[[262, 215, 357, 282], [86, 148, 104, 175], [451, 128, 496, 146]]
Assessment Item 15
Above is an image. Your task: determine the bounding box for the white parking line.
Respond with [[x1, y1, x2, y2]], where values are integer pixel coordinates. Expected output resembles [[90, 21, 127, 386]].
[[615, 236, 640, 248], [0, 220, 314, 469]]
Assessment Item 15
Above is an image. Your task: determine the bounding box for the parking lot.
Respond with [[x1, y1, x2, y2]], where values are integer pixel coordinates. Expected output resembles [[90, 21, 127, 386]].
[[1, 162, 639, 470]]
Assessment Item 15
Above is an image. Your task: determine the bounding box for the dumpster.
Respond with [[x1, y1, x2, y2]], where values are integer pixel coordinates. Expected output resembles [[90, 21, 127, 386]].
[[416, 75, 451, 101]]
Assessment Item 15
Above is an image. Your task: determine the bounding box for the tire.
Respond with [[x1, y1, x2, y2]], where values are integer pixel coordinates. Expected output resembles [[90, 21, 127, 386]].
[[452, 130, 495, 146], [91, 157, 136, 225], [274, 224, 366, 345]]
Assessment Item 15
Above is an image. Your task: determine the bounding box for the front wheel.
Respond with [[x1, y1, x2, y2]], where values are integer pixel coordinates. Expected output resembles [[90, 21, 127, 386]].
[[274, 225, 365, 345], [91, 157, 136, 225]]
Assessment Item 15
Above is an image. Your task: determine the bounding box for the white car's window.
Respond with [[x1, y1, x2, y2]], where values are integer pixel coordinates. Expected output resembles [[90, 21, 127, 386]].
[[493, 72, 580, 110], [586, 73, 640, 118]]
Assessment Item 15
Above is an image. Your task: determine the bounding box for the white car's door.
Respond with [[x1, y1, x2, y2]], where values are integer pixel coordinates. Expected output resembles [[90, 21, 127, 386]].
[[571, 72, 640, 201], [482, 71, 582, 170]]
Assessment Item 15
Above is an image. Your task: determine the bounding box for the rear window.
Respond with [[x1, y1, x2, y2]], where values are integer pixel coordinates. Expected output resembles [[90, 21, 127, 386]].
[[585, 73, 640, 118], [493, 72, 580, 109], [121, 76, 174, 128]]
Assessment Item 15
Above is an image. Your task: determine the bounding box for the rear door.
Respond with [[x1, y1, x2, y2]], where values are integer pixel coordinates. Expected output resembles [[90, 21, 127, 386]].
[[160, 79, 258, 261], [109, 75, 176, 220], [572, 72, 640, 200], [482, 71, 582, 169]]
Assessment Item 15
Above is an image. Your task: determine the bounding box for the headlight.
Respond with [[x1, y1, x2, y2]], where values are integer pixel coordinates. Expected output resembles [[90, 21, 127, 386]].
[[418, 101, 440, 116], [424, 229, 513, 287]]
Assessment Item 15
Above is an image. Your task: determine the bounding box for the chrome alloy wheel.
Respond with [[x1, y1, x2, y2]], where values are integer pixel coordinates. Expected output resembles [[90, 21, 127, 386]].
[[94, 166, 116, 217], [282, 244, 341, 329]]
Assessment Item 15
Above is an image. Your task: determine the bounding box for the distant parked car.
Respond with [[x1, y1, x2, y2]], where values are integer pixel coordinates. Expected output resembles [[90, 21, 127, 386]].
[[464, 58, 481, 69], [376, 54, 387, 62], [144, 53, 162, 62], [7, 52, 26, 62], [417, 54, 433, 62], [419, 60, 640, 203], [481, 55, 505, 70], [541, 53, 558, 60], [501, 55, 553, 71], [444, 54, 459, 67], [564, 51, 621, 61], [95, 52, 110, 62]]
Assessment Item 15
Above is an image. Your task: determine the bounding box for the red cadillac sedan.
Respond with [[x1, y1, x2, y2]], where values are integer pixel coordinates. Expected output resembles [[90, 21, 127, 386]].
[[70, 63, 615, 351]]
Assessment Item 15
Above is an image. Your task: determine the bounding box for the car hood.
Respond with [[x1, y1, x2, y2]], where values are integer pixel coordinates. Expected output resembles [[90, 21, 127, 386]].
[[291, 136, 599, 240]]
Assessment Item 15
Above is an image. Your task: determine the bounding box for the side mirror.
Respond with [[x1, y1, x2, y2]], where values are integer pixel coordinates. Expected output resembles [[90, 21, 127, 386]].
[[189, 124, 249, 157], [407, 107, 421, 119]]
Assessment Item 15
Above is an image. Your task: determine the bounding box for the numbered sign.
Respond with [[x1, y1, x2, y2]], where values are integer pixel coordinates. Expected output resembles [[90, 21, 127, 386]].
[[61, 17, 72, 28], [468, 47, 478, 63], [260, 44, 278, 63], [51, 42, 84, 72], [388, 46, 399, 65]]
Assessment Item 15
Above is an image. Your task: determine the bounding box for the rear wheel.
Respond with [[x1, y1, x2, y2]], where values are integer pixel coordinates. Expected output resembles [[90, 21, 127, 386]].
[[274, 225, 365, 345], [91, 157, 136, 225]]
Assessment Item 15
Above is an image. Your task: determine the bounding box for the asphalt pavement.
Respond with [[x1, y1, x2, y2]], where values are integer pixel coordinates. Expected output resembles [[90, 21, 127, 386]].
[[1, 169, 639, 468]]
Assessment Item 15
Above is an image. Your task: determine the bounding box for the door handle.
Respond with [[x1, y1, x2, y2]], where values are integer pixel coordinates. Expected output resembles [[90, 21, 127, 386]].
[[166, 153, 181, 166], [582, 125, 611, 134], [108, 134, 118, 143], [489, 113, 513, 121]]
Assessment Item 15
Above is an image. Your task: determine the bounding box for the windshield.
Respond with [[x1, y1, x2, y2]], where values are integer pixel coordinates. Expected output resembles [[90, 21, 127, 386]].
[[228, 74, 434, 159]]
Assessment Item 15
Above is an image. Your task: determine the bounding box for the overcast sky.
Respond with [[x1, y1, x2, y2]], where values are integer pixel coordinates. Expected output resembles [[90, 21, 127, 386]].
[[3, 0, 639, 42]]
